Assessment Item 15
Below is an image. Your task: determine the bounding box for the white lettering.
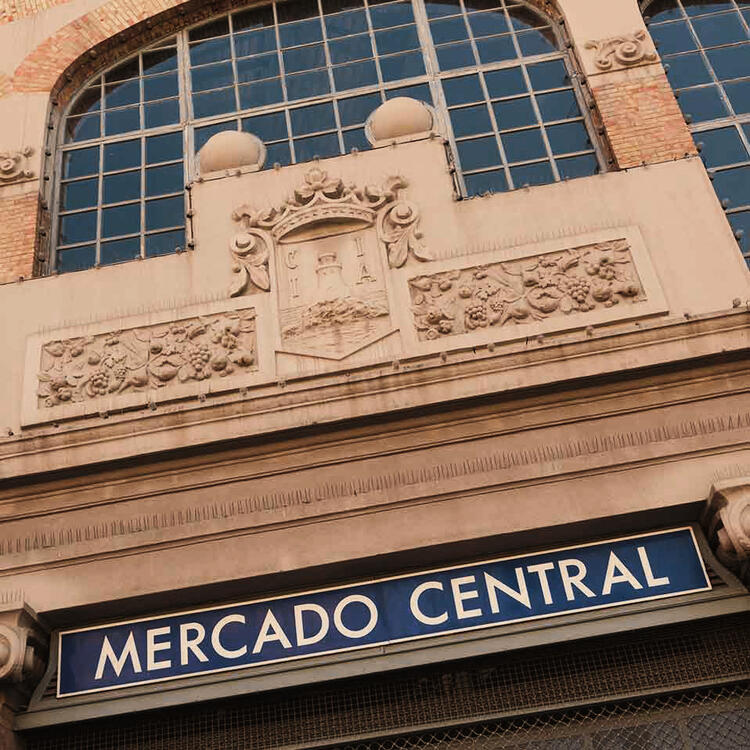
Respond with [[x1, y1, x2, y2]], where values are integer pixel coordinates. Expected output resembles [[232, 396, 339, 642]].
[[638, 546, 670, 587], [410, 581, 448, 625], [95, 632, 142, 680], [527, 562, 555, 605], [253, 609, 293, 654], [333, 595, 378, 639], [450, 575, 482, 619], [558, 559, 596, 601], [294, 604, 330, 646], [146, 626, 171, 671], [602, 552, 643, 595], [211, 614, 248, 659], [484, 569, 531, 612], [179, 623, 208, 666]]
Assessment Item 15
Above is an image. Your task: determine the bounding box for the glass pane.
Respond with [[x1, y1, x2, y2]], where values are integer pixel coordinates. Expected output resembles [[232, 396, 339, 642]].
[[678, 85, 729, 121], [236, 53, 280, 82], [697, 126, 748, 167], [343, 127, 369, 151], [691, 12, 747, 46], [437, 42, 476, 70], [57, 245, 96, 273], [557, 153, 598, 179], [146, 132, 182, 163], [70, 88, 102, 117], [143, 73, 179, 101], [468, 10, 510, 37], [238, 78, 284, 108], [66, 114, 101, 142], [546, 121, 591, 154], [429, 17, 469, 44], [484, 66, 527, 98], [645, 0, 683, 24], [712, 165, 750, 207], [146, 195, 184, 230], [425, 0, 461, 20], [242, 111, 289, 141], [683, 1, 734, 16], [193, 88, 236, 118], [191, 62, 234, 92], [233, 5, 275, 32], [476, 35, 517, 63], [450, 104, 493, 137], [536, 89, 580, 121], [386, 82, 432, 103], [334, 60, 378, 90], [665, 52, 712, 88], [146, 164, 184, 196], [234, 28, 277, 57], [510, 160, 554, 187], [102, 203, 140, 237], [266, 141, 292, 166], [105, 107, 140, 135], [195, 121, 237, 153], [527, 59, 568, 90], [369, 2, 415, 29], [339, 92, 382, 126], [728, 210, 750, 258], [63, 147, 99, 178], [650, 21, 698, 55], [443, 74, 484, 105], [62, 178, 98, 211], [376, 26, 421, 55], [104, 140, 140, 171], [189, 18, 229, 42], [516, 28, 557, 56], [380, 50, 426, 80], [143, 49, 178, 76], [294, 131, 341, 160], [725, 79, 750, 114], [457, 136, 501, 170], [106, 58, 140, 83], [59, 211, 97, 245], [291, 102, 337, 135], [493, 97, 536, 129], [329, 34, 373, 64], [101, 237, 140, 265], [277, 0, 318, 24], [706, 44, 750, 80], [284, 44, 327, 73], [326, 10, 369, 38], [103, 171, 140, 204], [279, 19, 323, 47], [146, 229, 184, 257], [510, 6, 548, 31], [501, 127, 546, 162], [189, 37, 232, 66], [464, 169, 508, 195], [286, 69, 330, 99], [145, 99, 180, 128]]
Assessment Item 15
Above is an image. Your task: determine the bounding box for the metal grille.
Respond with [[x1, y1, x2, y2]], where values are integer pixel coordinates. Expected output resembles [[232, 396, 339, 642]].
[[25, 614, 750, 750]]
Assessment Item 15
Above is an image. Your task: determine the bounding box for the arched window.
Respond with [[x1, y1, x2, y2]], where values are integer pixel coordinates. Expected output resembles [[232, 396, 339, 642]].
[[643, 0, 750, 266], [54, 0, 600, 274]]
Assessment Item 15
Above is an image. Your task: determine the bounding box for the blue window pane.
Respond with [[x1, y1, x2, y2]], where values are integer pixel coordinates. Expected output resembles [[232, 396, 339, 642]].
[[105, 107, 140, 135], [64, 147, 99, 178], [502, 128, 546, 162], [510, 160, 554, 187], [59, 211, 97, 245], [376, 26, 421, 55], [386, 82, 432, 104], [189, 37, 231, 66], [192, 88, 236, 118], [683, 1, 734, 17], [546, 121, 591, 154], [102, 203, 140, 237], [380, 51, 425, 81], [691, 13, 747, 47], [146, 229, 184, 257], [556, 153, 598, 180], [195, 121, 236, 153], [425, 1, 460, 20], [233, 29, 277, 57], [339, 92, 382, 126], [678, 85, 729, 121], [726, 80, 750, 114], [189, 18, 229, 42], [106, 58, 139, 83], [527, 59, 568, 90], [457, 136, 500, 170], [143, 73, 179, 101], [279, 19, 323, 47], [239, 79, 284, 108], [62, 178, 98, 210], [105, 80, 139, 109], [516, 28, 557, 56], [650, 21, 698, 55], [450, 104, 493, 137], [266, 141, 292, 166], [712, 165, 750, 208], [291, 102, 336, 135], [484, 66, 527, 98], [242, 111, 288, 141], [191, 62, 233, 92], [510, 7, 547, 31], [236, 53, 280, 82], [143, 49, 178, 76], [104, 140, 140, 171], [728, 210, 750, 258], [429, 17, 469, 44], [437, 42, 475, 70], [57, 245, 96, 273], [664, 52, 712, 88], [493, 97, 536, 129], [329, 34, 373, 64], [443, 74, 483, 105], [536, 89, 580, 121], [70, 88, 102, 117], [146, 195, 184, 231], [286, 69, 330, 99], [706, 44, 750, 80], [343, 127, 369, 151], [146, 132, 182, 164], [468, 10, 510, 37], [103, 171, 140, 204], [284, 44, 327, 73], [697, 127, 748, 167], [146, 164, 184, 196], [334, 60, 379, 90], [369, 2, 415, 29], [277, 0, 318, 23], [233, 5, 275, 32], [645, 0, 682, 23], [294, 132, 341, 161], [476, 35, 517, 64], [101, 237, 140, 265], [326, 10, 369, 38], [464, 169, 508, 195], [144, 99, 180, 128]]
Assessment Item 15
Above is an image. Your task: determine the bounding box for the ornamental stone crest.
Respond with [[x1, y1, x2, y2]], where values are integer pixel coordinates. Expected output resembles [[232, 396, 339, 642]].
[[0, 146, 33, 183], [585, 31, 657, 72]]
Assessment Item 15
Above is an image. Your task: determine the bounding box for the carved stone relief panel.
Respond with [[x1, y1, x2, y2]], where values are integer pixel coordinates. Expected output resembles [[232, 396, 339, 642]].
[[0, 147, 33, 183], [585, 31, 657, 73]]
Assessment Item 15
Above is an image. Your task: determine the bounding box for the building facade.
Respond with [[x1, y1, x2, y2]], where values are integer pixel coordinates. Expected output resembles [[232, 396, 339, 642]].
[[0, 0, 748, 747]]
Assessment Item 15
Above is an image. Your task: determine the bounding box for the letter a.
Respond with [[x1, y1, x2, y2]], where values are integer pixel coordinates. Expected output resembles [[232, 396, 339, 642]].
[[602, 552, 643, 595]]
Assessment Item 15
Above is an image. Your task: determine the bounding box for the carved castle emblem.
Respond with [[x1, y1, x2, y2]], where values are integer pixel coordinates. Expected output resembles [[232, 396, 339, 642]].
[[230, 166, 431, 359]]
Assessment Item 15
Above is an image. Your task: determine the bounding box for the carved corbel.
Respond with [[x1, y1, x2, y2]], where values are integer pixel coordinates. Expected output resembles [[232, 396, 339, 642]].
[[703, 478, 750, 583], [0, 147, 34, 183], [585, 31, 657, 72]]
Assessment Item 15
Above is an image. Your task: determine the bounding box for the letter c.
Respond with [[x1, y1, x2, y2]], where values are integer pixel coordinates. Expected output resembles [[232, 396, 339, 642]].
[[410, 581, 448, 626], [211, 614, 248, 659]]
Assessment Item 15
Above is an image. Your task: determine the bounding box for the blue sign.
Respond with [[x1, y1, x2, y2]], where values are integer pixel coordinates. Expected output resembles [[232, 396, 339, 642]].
[[57, 528, 709, 697]]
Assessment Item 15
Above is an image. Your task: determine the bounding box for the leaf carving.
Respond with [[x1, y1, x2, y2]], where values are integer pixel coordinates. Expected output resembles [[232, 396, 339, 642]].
[[229, 265, 249, 298]]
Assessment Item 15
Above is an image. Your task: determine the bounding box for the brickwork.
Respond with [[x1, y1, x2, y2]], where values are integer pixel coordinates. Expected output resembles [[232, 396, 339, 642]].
[[0, 190, 39, 284], [0, 0, 74, 25], [589, 64, 697, 169]]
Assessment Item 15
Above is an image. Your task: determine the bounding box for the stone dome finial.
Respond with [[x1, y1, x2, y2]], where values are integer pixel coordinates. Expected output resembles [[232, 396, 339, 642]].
[[199, 131, 265, 175], [367, 97, 434, 145]]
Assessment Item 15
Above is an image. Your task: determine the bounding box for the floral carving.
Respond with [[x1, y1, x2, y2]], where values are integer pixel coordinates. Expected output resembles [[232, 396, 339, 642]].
[[37, 309, 257, 407], [0, 146, 33, 183], [585, 31, 657, 72], [408, 239, 645, 340]]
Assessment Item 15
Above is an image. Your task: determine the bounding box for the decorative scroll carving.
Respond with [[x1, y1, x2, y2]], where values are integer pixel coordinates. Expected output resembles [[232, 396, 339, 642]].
[[37, 309, 257, 407], [229, 167, 430, 297], [0, 146, 33, 183], [408, 239, 645, 340], [585, 31, 657, 72], [704, 479, 750, 582]]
